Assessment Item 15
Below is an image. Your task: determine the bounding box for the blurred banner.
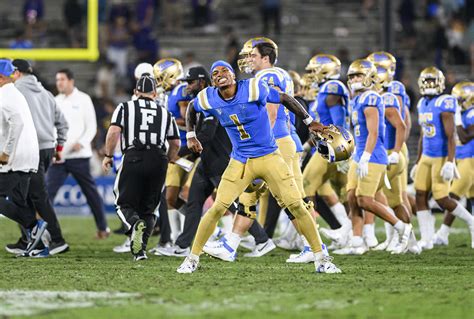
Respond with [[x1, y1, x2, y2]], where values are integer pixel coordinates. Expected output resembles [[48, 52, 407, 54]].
[[52, 176, 116, 215]]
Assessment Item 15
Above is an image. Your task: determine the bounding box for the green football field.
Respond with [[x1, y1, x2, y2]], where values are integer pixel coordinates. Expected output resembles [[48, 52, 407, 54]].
[[0, 215, 473, 319]]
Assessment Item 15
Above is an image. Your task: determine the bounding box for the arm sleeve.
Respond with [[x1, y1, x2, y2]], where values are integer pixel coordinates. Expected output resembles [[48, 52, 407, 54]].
[[52, 93, 69, 146], [77, 94, 98, 147], [2, 103, 24, 155], [110, 103, 124, 128], [166, 114, 180, 140]]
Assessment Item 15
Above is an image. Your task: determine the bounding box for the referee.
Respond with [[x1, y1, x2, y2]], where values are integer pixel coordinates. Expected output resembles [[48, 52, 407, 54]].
[[102, 73, 180, 261]]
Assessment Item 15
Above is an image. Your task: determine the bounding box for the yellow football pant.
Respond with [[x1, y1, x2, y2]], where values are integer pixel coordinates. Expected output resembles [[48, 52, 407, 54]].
[[347, 161, 386, 197], [190, 151, 322, 255], [382, 150, 406, 208], [450, 158, 474, 198], [414, 155, 450, 200]]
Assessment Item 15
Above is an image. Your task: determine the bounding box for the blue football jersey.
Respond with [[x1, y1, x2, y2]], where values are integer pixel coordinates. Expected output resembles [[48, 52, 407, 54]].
[[193, 78, 280, 163], [168, 83, 193, 146], [382, 92, 402, 150], [350, 90, 388, 164], [417, 95, 457, 157], [456, 107, 474, 159], [388, 80, 409, 120], [309, 80, 350, 129], [255, 68, 291, 139]]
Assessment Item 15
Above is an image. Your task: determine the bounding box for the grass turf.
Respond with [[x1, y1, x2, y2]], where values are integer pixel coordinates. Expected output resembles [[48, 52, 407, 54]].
[[0, 215, 473, 319]]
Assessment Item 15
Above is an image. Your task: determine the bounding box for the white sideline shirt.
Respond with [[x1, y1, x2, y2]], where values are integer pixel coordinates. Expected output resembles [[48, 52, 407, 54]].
[[55, 88, 97, 160], [0, 83, 39, 173]]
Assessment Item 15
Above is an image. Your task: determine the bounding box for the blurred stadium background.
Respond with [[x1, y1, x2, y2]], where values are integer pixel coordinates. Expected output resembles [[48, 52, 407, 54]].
[[0, 0, 472, 213]]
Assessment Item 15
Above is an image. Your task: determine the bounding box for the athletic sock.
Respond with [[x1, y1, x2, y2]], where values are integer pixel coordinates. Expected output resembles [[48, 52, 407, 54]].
[[363, 223, 376, 239], [221, 214, 233, 234], [417, 210, 432, 242], [437, 224, 450, 238], [168, 209, 181, 242], [352, 236, 364, 247], [330, 203, 350, 227], [452, 203, 474, 226], [394, 220, 405, 235], [226, 232, 241, 251]]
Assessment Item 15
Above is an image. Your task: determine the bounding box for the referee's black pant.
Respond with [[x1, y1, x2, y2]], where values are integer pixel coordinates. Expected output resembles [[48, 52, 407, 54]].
[[114, 148, 168, 250], [175, 161, 269, 249]]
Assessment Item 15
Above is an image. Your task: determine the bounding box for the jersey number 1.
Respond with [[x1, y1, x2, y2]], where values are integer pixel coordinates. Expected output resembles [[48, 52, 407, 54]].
[[229, 114, 250, 140]]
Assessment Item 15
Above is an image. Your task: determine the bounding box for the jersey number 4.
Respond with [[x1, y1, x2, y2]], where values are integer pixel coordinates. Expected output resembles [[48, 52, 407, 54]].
[[229, 114, 250, 140]]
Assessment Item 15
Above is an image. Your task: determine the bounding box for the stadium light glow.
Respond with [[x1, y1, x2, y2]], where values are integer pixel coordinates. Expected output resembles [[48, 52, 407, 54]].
[[0, 0, 99, 61]]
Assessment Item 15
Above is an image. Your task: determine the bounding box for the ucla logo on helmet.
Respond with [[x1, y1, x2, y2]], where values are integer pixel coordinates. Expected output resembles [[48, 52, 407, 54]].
[[159, 60, 175, 71]]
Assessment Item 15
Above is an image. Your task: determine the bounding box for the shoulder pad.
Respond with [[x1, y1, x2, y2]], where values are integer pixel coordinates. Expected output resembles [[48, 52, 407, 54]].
[[320, 80, 349, 97], [435, 94, 456, 110], [360, 90, 381, 103], [247, 78, 262, 102], [171, 83, 187, 96], [388, 81, 406, 96], [256, 68, 285, 87], [197, 88, 212, 110], [382, 92, 399, 108]]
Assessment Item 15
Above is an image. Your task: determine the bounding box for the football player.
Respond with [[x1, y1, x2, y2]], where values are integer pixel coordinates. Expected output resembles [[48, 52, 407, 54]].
[[302, 54, 353, 254], [153, 58, 194, 243], [412, 68, 474, 250], [334, 59, 413, 255], [433, 81, 474, 247], [177, 60, 341, 274]]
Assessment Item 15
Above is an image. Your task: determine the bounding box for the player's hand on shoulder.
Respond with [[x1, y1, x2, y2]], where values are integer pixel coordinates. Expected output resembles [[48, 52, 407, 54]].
[[187, 137, 203, 154]]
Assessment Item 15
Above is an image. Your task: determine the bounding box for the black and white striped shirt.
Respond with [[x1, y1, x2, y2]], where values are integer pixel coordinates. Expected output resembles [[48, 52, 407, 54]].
[[110, 97, 179, 152]]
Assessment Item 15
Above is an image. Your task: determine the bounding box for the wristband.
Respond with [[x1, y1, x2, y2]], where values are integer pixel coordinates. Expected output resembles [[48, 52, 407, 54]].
[[303, 116, 314, 126], [56, 145, 64, 152], [186, 131, 196, 139]]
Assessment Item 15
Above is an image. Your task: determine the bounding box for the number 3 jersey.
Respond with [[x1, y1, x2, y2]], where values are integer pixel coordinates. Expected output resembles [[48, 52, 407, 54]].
[[193, 78, 281, 163], [350, 90, 388, 164], [417, 94, 457, 157]]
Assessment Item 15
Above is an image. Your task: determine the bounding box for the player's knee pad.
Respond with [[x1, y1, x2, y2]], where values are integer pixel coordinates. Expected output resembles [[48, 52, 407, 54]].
[[285, 200, 307, 219], [237, 203, 257, 220]]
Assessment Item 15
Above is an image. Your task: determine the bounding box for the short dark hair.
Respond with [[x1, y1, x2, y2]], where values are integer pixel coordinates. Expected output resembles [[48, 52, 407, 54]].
[[57, 68, 74, 80], [254, 42, 277, 65]]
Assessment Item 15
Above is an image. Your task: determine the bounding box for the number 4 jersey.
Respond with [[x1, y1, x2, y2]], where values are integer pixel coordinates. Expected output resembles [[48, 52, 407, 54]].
[[417, 94, 457, 157], [193, 78, 281, 163]]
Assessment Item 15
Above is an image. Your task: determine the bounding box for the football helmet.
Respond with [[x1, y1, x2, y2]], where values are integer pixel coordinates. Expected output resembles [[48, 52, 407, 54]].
[[452, 81, 474, 111], [347, 59, 377, 92], [153, 58, 184, 91], [288, 70, 302, 93], [367, 51, 396, 78], [374, 65, 391, 90], [418, 66, 445, 96], [237, 37, 278, 74], [315, 125, 354, 163], [301, 73, 318, 100], [305, 54, 341, 84]]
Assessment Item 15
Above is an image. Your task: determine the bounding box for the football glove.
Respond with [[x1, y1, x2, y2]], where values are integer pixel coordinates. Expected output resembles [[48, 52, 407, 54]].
[[357, 152, 371, 179], [387, 152, 400, 165]]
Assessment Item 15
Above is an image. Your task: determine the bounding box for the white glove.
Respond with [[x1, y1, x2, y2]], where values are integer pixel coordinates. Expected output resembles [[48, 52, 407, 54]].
[[336, 160, 350, 174], [440, 161, 455, 182], [357, 151, 371, 179], [388, 152, 400, 165], [410, 164, 417, 180]]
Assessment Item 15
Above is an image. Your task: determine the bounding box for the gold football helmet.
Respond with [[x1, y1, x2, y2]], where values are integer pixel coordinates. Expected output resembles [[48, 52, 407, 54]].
[[301, 73, 318, 100], [418, 66, 445, 96], [288, 70, 302, 93], [305, 54, 341, 84], [452, 81, 474, 111], [315, 125, 355, 163], [374, 65, 391, 90], [367, 51, 396, 78], [237, 37, 278, 74], [347, 59, 377, 92], [153, 58, 184, 91]]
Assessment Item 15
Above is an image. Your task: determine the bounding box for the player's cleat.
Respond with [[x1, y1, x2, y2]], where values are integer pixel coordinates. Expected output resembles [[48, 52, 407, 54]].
[[239, 235, 256, 251], [149, 242, 171, 255], [203, 238, 237, 262], [25, 219, 48, 254], [49, 240, 70, 255], [395, 223, 412, 253], [373, 239, 390, 251], [333, 244, 368, 255], [133, 250, 148, 261], [5, 239, 28, 255], [314, 255, 342, 274], [155, 244, 190, 257], [433, 233, 449, 246], [319, 227, 350, 247], [274, 237, 300, 251], [130, 220, 146, 256], [364, 234, 379, 249], [113, 238, 131, 253], [18, 246, 50, 258], [177, 256, 200, 273], [407, 232, 422, 255], [386, 232, 400, 252], [418, 239, 434, 251], [243, 239, 276, 257], [286, 246, 315, 263]]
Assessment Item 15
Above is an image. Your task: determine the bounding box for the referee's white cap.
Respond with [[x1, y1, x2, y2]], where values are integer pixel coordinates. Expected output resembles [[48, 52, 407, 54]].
[[134, 63, 154, 79]]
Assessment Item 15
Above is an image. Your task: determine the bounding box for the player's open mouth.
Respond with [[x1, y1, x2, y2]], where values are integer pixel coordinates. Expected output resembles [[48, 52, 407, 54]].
[[217, 77, 228, 85]]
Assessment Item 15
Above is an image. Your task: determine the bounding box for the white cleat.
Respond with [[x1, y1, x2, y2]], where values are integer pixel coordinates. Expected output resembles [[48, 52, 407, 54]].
[[432, 233, 449, 246], [149, 242, 171, 255], [203, 239, 237, 262], [406, 231, 422, 255], [373, 239, 390, 251], [177, 256, 200, 273], [239, 236, 256, 251], [386, 233, 400, 252], [113, 238, 131, 253], [155, 244, 190, 257], [320, 227, 350, 247], [243, 239, 276, 257], [364, 235, 379, 249], [274, 237, 300, 251], [395, 223, 412, 253], [333, 244, 368, 255], [418, 239, 434, 251], [286, 246, 316, 263], [314, 255, 342, 274]]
